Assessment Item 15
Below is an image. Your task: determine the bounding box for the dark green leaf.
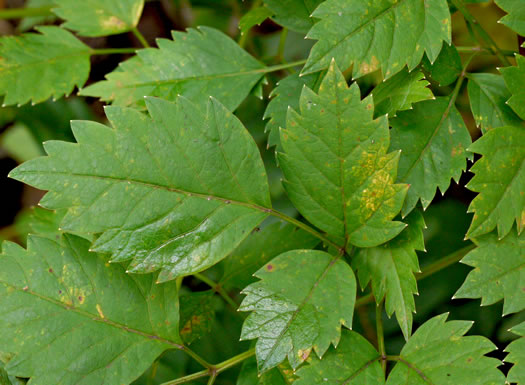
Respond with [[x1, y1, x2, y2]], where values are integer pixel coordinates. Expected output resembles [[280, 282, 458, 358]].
[[467, 73, 522, 133], [0, 234, 181, 385], [295, 330, 384, 385], [500, 55, 525, 120], [264, 0, 324, 33], [422, 43, 462, 86], [465, 125, 524, 238], [239, 7, 274, 34], [455, 229, 524, 315], [390, 97, 472, 216], [179, 291, 215, 345], [80, 27, 265, 111], [386, 314, 505, 385], [240, 250, 356, 372], [353, 211, 425, 339], [53, 0, 144, 37], [237, 356, 290, 385], [506, 321, 525, 385], [495, 0, 525, 35], [220, 222, 319, 291], [279, 61, 408, 249], [10, 96, 271, 282], [0, 26, 90, 106], [303, 0, 451, 78]]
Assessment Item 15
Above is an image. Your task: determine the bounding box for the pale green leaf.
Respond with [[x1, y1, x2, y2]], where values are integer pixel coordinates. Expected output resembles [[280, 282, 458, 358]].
[[465, 125, 525, 239], [495, 0, 525, 35], [353, 211, 425, 340], [10, 96, 271, 283], [0, 26, 90, 106], [239, 7, 274, 34], [264, 72, 320, 150], [80, 27, 265, 111], [371, 68, 433, 117], [220, 222, 319, 290], [422, 42, 462, 87], [500, 55, 525, 120], [295, 330, 384, 385], [240, 250, 356, 372], [279, 61, 408, 249], [455, 229, 525, 316], [264, 0, 324, 33], [467, 73, 523, 133], [386, 314, 505, 385], [53, 0, 145, 37], [179, 291, 215, 345], [303, 0, 451, 78], [390, 97, 472, 216], [506, 321, 525, 385], [0, 234, 181, 385]]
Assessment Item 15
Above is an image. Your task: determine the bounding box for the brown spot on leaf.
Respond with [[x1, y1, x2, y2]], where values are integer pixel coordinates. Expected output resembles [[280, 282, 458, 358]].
[[266, 264, 274, 272]]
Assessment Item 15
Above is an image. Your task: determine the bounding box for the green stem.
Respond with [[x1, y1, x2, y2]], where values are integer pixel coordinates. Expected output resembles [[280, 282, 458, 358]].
[[376, 302, 387, 374], [455, 46, 517, 56], [0, 6, 53, 19], [386, 356, 435, 385], [91, 48, 137, 55], [131, 26, 150, 48], [181, 346, 213, 369], [193, 273, 239, 310], [450, 0, 511, 66], [276, 28, 288, 63], [207, 373, 217, 385], [355, 244, 475, 308], [161, 349, 255, 385], [261, 59, 307, 74]]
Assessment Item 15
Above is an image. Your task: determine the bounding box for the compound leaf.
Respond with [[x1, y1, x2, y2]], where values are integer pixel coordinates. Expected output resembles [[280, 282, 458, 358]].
[[0, 26, 90, 106], [80, 27, 265, 111], [295, 330, 384, 385], [500, 55, 525, 120], [264, 72, 320, 150], [303, 0, 451, 78], [279, 61, 408, 249], [240, 250, 356, 372], [386, 314, 505, 385], [390, 97, 472, 216], [467, 73, 522, 133], [10, 96, 271, 283], [353, 210, 426, 340], [455, 229, 525, 315], [53, 0, 144, 37], [220, 222, 319, 291], [506, 321, 525, 385], [263, 0, 324, 33], [465, 125, 524, 239], [0, 234, 181, 385], [495, 0, 525, 35], [371, 68, 433, 118]]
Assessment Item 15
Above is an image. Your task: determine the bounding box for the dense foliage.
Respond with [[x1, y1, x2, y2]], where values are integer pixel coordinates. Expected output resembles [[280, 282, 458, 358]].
[[0, 0, 524, 384]]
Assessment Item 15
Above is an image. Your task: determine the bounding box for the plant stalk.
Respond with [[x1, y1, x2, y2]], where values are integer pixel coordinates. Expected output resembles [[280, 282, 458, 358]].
[[193, 272, 239, 310], [91, 48, 138, 55], [376, 302, 387, 374], [131, 26, 150, 48], [0, 6, 53, 19]]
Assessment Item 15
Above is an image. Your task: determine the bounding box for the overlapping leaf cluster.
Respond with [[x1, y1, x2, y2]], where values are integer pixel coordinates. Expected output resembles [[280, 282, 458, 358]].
[[0, 0, 524, 384]]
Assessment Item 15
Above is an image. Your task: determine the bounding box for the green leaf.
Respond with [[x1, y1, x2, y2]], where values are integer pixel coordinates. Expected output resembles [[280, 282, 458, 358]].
[[220, 222, 319, 290], [465, 125, 524, 239], [0, 234, 181, 385], [495, 0, 525, 35], [18, 0, 56, 32], [422, 43, 462, 87], [506, 321, 525, 385], [237, 356, 290, 385], [303, 0, 451, 78], [353, 211, 425, 340], [390, 97, 472, 216], [239, 6, 274, 34], [53, 0, 144, 37], [467, 73, 523, 133], [80, 27, 265, 111], [264, 72, 320, 150], [263, 0, 324, 33], [371, 68, 433, 118], [500, 55, 525, 120], [179, 291, 215, 345], [240, 250, 356, 372], [10, 96, 271, 283], [455, 229, 525, 315], [0, 26, 91, 106], [295, 330, 384, 385], [279, 61, 408, 249], [386, 314, 505, 385]]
